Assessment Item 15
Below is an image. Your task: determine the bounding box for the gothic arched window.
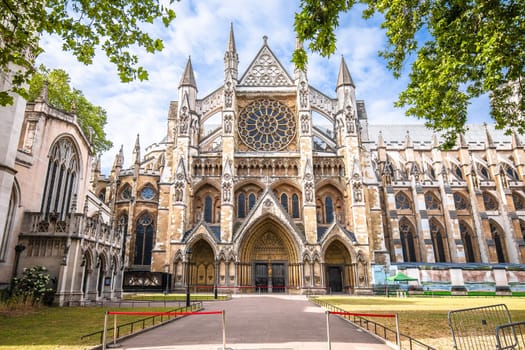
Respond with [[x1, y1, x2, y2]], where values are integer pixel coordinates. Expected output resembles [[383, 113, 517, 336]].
[[459, 221, 476, 263], [452, 163, 464, 180], [41, 137, 79, 220], [478, 164, 491, 180], [237, 193, 246, 218], [204, 195, 213, 222], [395, 192, 412, 210], [292, 194, 300, 218], [134, 213, 154, 266], [503, 163, 520, 181], [453, 192, 469, 210], [483, 192, 498, 211], [490, 222, 507, 263], [280, 193, 289, 213], [512, 191, 525, 210], [399, 218, 417, 262], [248, 193, 256, 211], [120, 185, 132, 200], [325, 196, 334, 223], [425, 192, 441, 210], [1, 186, 17, 260], [520, 220, 525, 242], [430, 219, 447, 262]]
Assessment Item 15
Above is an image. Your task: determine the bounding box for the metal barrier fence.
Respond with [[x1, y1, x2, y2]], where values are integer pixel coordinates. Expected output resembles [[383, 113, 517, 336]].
[[496, 321, 525, 350], [101, 306, 226, 350], [81, 302, 202, 345], [448, 303, 512, 350], [310, 297, 436, 350]]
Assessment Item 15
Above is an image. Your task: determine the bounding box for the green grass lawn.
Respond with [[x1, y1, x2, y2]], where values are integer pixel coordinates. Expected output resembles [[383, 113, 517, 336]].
[[315, 295, 525, 350], [0, 295, 523, 350], [0, 304, 181, 350]]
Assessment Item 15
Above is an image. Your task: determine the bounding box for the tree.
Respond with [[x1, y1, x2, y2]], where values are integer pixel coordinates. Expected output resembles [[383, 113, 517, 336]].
[[28, 66, 112, 153], [0, 0, 176, 106], [294, 0, 525, 148]]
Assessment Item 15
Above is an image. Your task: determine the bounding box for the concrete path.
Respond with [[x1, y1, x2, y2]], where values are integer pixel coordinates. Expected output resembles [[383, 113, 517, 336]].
[[115, 295, 393, 350]]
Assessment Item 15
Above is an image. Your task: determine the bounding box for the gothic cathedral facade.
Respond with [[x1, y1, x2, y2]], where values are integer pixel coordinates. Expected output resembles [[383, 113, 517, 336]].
[[94, 27, 525, 295]]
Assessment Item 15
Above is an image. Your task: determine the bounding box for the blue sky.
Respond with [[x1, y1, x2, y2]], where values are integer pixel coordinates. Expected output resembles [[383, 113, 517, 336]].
[[36, 0, 490, 173]]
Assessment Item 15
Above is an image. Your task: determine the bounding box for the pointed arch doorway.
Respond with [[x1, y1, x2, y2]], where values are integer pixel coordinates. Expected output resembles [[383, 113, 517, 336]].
[[324, 240, 354, 294], [238, 218, 299, 293]]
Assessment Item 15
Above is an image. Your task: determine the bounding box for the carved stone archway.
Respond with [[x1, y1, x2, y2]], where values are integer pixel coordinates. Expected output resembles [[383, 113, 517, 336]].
[[238, 217, 300, 292]]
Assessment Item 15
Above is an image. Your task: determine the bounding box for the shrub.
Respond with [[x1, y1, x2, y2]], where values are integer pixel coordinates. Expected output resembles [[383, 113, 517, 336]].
[[12, 266, 54, 305]]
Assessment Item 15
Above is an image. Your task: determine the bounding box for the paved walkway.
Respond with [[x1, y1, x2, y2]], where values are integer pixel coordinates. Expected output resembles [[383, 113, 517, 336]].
[[114, 295, 393, 350]]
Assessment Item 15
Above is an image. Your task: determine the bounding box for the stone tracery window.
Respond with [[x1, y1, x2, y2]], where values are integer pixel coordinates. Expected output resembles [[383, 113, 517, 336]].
[[483, 192, 498, 211], [453, 192, 469, 210], [399, 218, 417, 262], [238, 99, 296, 151], [134, 213, 154, 266], [425, 192, 441, 210], [490, 221, 507, 263], [41, 137, 79, 220], [512, 191, 525, 210], [120, 185, 132, 200], [459, 221, 476, 263], [395, 192, 412, 210], [430, 219, 447, 262]]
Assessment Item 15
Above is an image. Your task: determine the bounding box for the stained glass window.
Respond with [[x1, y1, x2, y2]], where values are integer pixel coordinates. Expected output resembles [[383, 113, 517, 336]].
[[483, 192, 498, 211], [134, 214, 154, 265], [292, 194, 300, 218], [513, 192, 525, 210], [453, 193, 469, 210], [425, 192, 441, 210], [395, 192, 411, 210], [238, 99, 296, 151]]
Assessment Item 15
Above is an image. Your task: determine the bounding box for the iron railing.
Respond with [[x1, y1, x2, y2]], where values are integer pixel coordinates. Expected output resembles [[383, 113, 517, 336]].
[[80, 302, 202, 345], [310, 297, 436, 350]]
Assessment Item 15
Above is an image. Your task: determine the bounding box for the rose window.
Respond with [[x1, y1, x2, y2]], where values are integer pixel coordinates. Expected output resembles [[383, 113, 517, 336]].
[[238, 99, 296, 151]]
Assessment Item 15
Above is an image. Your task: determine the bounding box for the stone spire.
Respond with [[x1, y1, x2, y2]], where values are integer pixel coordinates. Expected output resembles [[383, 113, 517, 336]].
[[404, 130, 413, 148], [112, 145, 124, 169], [377, 131, 385, 148], [224, 23, 239, 80], [336, 56, 355, 89], [512, 129, 523, 149], [484, 123, 495, 148], [179, 56, 197, 90], [133, 134, 141, 165]]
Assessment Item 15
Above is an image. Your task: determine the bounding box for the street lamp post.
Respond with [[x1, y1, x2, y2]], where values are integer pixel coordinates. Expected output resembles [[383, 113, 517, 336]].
[[185, 248, 192, 307]]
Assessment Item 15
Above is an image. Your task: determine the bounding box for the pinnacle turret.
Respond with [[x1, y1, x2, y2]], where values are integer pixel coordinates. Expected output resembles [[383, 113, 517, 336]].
[[336, 56, 355, 89], [179, 57, 197, 90]]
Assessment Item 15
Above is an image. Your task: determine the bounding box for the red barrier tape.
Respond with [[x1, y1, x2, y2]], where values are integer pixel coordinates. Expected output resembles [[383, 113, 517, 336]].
[[107, 311, 223, 316], [193, 285, 287, 289], [329, 311, 396, 318]]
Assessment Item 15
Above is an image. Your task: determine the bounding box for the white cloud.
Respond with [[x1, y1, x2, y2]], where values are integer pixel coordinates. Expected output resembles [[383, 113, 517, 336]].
[[36, 1, 490, 173]]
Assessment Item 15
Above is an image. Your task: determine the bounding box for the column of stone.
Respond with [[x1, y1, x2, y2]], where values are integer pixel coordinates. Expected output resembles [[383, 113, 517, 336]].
[[432, 136, 464, 262], [294, 44, 317, 244], [458, 135, 490, 262], [484, 127, 520, 263], [405, 134, 434, 262]]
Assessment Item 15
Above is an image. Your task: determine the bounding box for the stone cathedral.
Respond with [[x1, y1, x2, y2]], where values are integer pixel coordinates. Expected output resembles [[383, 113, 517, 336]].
[[93, 27, 525, 295]]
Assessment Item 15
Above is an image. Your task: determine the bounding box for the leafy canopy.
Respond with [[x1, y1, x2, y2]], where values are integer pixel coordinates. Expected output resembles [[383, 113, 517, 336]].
[[0, 0, 176, 105], [294, 0, 525, 148], [28, 66, 113, 153]]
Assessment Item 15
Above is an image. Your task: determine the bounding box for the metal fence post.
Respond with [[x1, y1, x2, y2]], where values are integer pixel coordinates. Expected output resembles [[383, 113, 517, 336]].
[[222, 309, 227, 350], [102, 311, 108, 350], [326, 310, 331, 350], [395, 313, 400, 350]]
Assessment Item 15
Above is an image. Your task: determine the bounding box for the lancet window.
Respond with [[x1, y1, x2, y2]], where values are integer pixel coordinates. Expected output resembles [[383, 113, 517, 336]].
[[459, 221, 476, 263], [134, 213, 154, 266], [41, 137, 79, 220]]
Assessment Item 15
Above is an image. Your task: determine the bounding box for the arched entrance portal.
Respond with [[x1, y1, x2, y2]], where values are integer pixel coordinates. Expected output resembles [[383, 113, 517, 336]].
[[238, 218, 299, 293], [190, 239, 216, 290], [324, 240, 353, 294]]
